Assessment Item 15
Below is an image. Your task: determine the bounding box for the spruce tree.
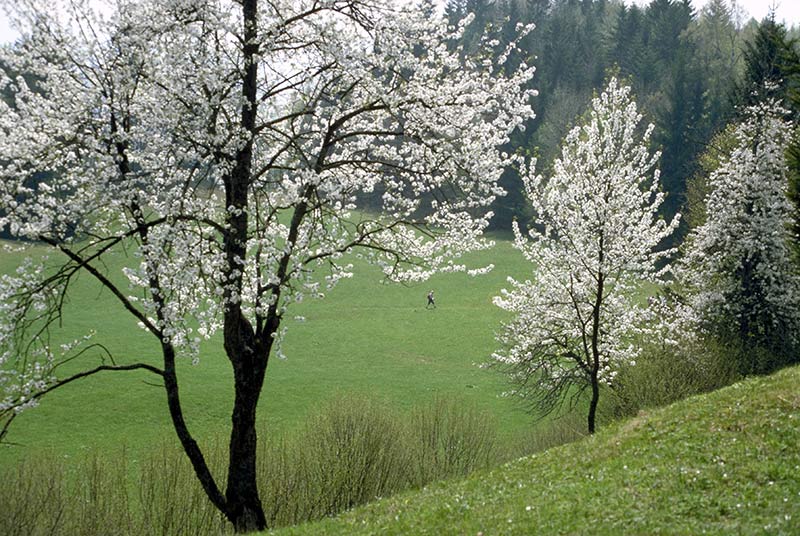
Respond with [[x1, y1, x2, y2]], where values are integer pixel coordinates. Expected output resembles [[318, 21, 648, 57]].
[[734, 13, 800, 259]]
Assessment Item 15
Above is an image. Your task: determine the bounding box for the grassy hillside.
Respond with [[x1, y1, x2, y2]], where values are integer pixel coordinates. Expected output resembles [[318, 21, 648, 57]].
[[273, 365, 800, 535], [0, 237, 535, 464]]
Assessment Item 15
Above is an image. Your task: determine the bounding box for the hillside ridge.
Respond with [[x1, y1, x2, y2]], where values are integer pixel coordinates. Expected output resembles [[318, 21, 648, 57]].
[[273, 366, 800, 535]]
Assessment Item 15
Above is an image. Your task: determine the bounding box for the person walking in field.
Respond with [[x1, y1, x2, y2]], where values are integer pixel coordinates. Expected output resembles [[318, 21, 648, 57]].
[[426, 290, 436, 309]]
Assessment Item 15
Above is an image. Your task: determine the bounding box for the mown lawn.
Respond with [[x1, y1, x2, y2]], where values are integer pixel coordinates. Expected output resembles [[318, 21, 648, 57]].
[[272, 365, 800, 535], [0, 236, 535, 465]]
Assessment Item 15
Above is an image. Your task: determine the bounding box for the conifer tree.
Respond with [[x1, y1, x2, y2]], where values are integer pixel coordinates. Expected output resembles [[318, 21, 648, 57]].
[[735, 13, 800, 114]]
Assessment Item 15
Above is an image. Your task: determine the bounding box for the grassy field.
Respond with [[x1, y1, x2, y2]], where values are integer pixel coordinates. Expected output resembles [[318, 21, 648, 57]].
[[273, 364, 800, 535], [4, 236, 796, 535], [0, 235, 537, 465]]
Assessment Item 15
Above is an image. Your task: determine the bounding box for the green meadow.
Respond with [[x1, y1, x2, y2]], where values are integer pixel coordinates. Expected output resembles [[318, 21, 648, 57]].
[[3, 237, 798, 536], [0, 236, 536, 466], [6, 239, 800, 535]]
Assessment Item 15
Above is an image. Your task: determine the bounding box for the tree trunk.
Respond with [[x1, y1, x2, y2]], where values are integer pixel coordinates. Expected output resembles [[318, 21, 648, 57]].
[[222, 309, 269, 532], [221, 0, 266, 531], [588, 232, 604, 435], [587, 373, 599, 434], [163, 345, 228, 515], [226, 349, 268, 532]]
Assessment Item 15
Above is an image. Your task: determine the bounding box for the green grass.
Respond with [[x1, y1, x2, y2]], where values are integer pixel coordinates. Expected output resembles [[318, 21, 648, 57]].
[[0, 237, 534, 465], [4, 237, 797, 535], [271, 365, 800, 535]]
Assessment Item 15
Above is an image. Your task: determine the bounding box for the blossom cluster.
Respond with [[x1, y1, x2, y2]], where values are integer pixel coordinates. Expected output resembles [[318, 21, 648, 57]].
[[0, 0, 536, 421], [678, 99, 800, 356], [493, 79, 678, 406]]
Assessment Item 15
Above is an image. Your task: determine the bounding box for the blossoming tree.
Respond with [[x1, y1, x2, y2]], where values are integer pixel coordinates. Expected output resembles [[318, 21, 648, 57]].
[[493, 79, 678, 434], [0, 0, 535, 531], [679, 99, 800, 373]]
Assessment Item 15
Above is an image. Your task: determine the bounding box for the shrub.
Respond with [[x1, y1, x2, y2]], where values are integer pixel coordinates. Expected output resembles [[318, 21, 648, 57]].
[[260, 394, 407, 525], [607, 339, 741, 419], [506, 410, 587, 459], [137, 442, 229, 536], [0, 452, 135, 536], [0, 456, 66, 536], [0, 393, 505, 534], [404, 396, 497, 487]]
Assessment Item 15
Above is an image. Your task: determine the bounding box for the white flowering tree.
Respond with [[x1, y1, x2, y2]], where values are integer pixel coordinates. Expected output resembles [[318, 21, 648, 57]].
[[679, 99, 800, 373], [493, 79, 678, 434], [0, 0, 535, 531]]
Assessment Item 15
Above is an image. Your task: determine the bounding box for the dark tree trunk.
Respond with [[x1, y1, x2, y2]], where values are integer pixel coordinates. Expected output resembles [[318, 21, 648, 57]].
[[163, 344, 229, 515], [587, 373, 599, 434], [225, 341, 268, 532], [588, 232, 604, 435], [220, 0, 267, 531]]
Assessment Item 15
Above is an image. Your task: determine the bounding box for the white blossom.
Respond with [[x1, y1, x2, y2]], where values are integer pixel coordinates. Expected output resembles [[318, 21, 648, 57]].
[[678, 98, 800, 370], [0, 0, 536, 484], [493, 79, 678, 432]]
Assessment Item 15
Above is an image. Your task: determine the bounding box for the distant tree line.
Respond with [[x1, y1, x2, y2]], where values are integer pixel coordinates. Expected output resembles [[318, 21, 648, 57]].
[[445, 0, 799, 243], [3, 0, 798, 245]]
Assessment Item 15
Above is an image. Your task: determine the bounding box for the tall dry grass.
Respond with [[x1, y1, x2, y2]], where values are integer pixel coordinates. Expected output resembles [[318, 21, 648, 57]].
[[0, 394, 504, 534]]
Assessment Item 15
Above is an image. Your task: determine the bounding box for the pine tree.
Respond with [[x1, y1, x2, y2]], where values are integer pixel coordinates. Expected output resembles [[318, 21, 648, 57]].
[[648, 0, 703, 242], [735, 13, 800, 114], [687, 0, 742, 130], [609, 5, 646, 80]]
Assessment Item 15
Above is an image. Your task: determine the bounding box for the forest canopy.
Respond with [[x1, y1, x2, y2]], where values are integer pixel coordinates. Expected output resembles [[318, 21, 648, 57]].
[[444, 0, 800, 241]]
